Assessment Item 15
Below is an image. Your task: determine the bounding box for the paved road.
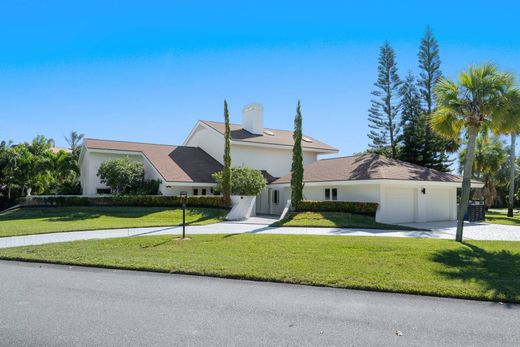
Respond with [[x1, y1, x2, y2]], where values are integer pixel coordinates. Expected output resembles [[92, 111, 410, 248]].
[[2, 219, 520, 249], [0, 261, 518, 346]]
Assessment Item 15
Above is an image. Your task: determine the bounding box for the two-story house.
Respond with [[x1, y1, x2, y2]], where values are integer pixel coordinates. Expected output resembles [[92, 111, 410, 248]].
[[79, 103, 483, 223]]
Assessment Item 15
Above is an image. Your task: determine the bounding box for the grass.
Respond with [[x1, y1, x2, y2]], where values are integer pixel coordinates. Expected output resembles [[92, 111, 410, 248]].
[[486, 209, 520, 226], [0, 206, 228, 238], [1, 234, 519, 303], [272, 211, 420, 230]]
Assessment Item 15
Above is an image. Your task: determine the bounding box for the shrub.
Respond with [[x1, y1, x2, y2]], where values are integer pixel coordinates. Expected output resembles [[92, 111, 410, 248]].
[[295, 200, 379, 216], [20, 195, 230, 209], [97, 158, 145, 194], [212, 166, 266, 196], [128, 179, 161, 196]]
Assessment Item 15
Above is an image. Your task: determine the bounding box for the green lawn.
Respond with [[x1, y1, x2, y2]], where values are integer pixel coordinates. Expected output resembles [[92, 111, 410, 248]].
[[486, 209, 520, 226], [0, 207, 228, 238], [1, 234, 519, 303], [272, 211, 420, 230]]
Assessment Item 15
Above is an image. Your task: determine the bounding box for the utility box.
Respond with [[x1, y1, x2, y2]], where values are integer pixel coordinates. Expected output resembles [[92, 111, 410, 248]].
[[464, 201, 485, 222]]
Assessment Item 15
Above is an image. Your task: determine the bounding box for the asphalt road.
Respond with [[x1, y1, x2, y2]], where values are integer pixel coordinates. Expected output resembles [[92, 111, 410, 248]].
[[0, 261, 519, 346]]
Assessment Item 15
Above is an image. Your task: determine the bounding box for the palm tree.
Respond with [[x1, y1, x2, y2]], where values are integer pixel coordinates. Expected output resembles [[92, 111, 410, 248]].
[[65, 131, 85, 155], [431, 64, 514, 241], [459, 134, 507, 207], [495, 89, 520, 217]]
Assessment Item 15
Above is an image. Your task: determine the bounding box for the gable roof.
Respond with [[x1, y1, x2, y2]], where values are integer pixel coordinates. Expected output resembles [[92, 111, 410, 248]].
[[200, 120, 338, 152], [83, 139, 223, 183], [272, 154, 480, 185]]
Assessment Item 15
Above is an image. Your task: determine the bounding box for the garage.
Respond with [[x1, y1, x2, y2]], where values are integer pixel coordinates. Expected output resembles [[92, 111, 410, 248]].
[[425, 188, 451, 222], [384, 187, 416, 223]]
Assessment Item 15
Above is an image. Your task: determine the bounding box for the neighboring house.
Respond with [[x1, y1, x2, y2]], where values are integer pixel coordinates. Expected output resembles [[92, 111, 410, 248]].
[[79, 103, 483, 224]]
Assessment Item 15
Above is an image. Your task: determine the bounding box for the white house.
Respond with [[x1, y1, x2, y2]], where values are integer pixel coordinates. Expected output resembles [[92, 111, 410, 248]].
[[79, 102, 483, 224]]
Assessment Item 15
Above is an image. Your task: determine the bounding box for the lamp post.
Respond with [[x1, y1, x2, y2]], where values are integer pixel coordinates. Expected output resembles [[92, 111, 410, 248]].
[[179, 191, 188, 239]]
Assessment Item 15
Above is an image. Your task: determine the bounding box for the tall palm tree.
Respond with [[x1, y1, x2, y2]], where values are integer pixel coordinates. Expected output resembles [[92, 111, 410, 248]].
[[431, 64, 514, 241], [459, 134, 507, 207], [495, 89, 520, 217], [65, 131, 85, 154]]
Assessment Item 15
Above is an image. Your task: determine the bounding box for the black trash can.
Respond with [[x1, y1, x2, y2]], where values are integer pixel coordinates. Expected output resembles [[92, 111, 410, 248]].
[[463, 201, 485, 222]]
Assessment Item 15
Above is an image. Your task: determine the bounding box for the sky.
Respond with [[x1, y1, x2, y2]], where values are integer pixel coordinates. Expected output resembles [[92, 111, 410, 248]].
[[1, 0, 520, 158]]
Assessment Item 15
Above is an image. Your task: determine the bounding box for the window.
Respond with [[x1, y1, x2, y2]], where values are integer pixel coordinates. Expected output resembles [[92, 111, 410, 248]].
[[325, 188, 338, 201], [193, 188, 199, 196], [96, 188, 111, 195], [201, 188, 207, 196], [273, 190, 280, 205]]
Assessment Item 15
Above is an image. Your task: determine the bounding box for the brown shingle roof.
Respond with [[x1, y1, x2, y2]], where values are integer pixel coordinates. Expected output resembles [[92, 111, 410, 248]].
[[272, 154, 479, 185], [84, 139, 223, 183], [201, 120, 338, 152]]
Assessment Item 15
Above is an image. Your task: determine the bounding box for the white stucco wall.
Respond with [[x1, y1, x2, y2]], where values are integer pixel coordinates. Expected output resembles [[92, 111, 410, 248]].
[[185, 123, 319, 178], [80, 150, 160, 196], [159, 185, 215, 197], [303, 184, 380, 203], [231, 144, 318, 178], [273, 181, 458, 224], [185, 124, 225, 164]]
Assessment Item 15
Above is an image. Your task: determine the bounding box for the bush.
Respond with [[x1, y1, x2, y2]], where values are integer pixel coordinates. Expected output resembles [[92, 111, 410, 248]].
[[97, 158, 145, 194], [212, 166, 266, 196], [295, 200, 379, 216], [128, 179, 161, 196], [20, 195, 230, 209]]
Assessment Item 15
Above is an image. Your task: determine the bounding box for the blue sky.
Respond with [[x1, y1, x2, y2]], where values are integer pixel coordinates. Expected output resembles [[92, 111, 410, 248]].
[[1, 1, 519, 157]]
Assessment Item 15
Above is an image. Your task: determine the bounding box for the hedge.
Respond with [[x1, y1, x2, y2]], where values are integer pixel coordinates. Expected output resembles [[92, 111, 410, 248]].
[[294, 200, 379, 216], [20, 195, 230, 209]]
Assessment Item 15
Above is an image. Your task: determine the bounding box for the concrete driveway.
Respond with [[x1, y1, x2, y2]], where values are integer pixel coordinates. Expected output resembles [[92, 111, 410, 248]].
[[1, 218, 520, 249], [399, 220, 520, 241]]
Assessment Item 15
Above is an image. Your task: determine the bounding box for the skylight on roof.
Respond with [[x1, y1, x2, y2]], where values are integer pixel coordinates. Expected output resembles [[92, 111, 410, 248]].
[[302, 136, 313, 143], [263, 130, 275, 136]]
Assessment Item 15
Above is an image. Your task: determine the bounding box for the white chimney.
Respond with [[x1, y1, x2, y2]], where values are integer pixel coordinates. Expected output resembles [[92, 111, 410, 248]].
[[242, 103, 264, 135]]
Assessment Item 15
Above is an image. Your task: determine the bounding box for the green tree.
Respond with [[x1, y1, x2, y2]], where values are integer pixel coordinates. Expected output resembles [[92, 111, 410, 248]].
[[65, 130, 85, 158], [431, 63, 514, 241], [97, 157, 144, 194], [495, 89, 520, 216], [0, 142, 20, 199], [212, 166, 266, 196], [222, 100, 232, 203], [368, 42, 402, 158], [15, 136, 55, 196], [459, 134, 507, 207], [398, 72, 424, 164], [291, 100, 304, 207]]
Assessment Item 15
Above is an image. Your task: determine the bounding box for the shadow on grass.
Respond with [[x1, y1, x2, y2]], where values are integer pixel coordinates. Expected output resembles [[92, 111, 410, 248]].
[[273, 212, 422, 231], [486, 214, 520, 226], [432, 243, 520, 303], [1, 207, 227, 224]]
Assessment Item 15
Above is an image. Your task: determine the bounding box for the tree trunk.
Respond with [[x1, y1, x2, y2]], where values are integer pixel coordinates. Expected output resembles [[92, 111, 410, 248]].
[[508, 133, 516, 217], [456, 126, 478, 242]]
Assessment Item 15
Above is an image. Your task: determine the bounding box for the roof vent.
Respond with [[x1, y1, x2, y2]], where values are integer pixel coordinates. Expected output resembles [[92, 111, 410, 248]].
[[302, 136, 313, 143], [263, 130, 275, 136]]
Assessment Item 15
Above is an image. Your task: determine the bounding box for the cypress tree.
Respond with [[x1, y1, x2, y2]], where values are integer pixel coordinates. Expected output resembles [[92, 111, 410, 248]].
[[418, 26, 454, 171], [398, 72, 424, 164], [368, 42, 402, 158], [222, 100, 232, 202], [291, 100, 304, 207]]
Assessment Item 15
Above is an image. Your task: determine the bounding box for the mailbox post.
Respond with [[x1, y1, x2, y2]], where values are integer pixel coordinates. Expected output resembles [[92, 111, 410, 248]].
[[179, 191, 188, 239]]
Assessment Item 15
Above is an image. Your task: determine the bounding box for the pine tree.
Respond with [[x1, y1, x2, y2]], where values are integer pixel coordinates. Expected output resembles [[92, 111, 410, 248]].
[[417, 26, 454, 171], [291, 100, 304, 207], [398, 72, 424, 164], [368, 42, 402, 158], [222, 100, 232, 203]]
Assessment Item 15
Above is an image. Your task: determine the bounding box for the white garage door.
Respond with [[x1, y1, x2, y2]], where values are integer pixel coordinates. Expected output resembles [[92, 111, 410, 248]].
[[425, 188, 451, 221], [385, 187, 416, 223]]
